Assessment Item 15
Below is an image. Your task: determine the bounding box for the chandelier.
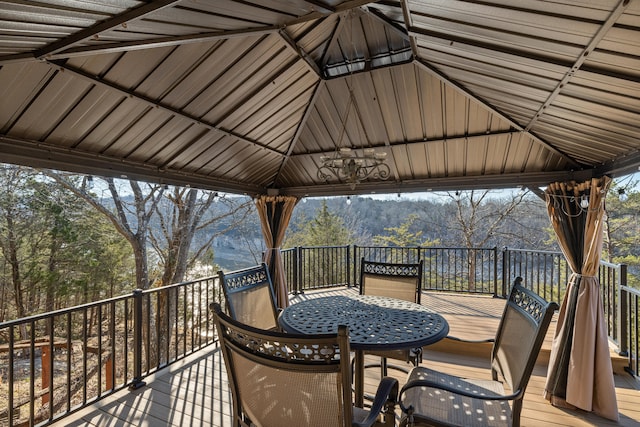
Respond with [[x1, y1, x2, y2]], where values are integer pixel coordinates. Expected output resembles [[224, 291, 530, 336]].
[[316, 71, 390, 189], [318, 147, 390, 190]]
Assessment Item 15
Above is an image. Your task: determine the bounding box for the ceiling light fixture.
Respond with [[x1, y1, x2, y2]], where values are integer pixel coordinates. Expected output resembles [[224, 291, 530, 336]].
[[318, 147, 390, 190], [316, 83, 389, 189], [316, 10, 390, 190]]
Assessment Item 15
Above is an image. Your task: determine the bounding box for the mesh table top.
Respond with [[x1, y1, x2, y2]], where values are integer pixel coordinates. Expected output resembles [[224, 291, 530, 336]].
[[279, 295, 449, 351]]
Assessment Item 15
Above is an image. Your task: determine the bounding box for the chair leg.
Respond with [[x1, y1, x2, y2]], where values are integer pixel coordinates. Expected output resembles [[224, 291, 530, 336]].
[[512, 399, 523, 427], [381, 357, 388, 377], [380, 398, 397, 427], [411, 347, 422, 367]]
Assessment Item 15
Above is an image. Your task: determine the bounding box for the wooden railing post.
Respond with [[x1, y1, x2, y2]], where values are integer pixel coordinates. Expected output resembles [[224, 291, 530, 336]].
[[106, 354, 114, 391], [42, 316, 54, 406], [129, 289, 146, 390], [41, 345, 50, 405]]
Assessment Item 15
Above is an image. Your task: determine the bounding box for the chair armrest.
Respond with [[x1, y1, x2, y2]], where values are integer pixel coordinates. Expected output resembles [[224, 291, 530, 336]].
[[352, 377, 399, 427], [399, 378, 522, 409], [445, 335, 494, 344]]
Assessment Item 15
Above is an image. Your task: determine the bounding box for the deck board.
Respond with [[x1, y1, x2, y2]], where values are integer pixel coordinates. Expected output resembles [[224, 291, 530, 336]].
[[50, 288, 639, 427]]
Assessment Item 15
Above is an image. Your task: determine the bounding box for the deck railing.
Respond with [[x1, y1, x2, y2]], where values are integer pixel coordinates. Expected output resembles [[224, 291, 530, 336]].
[[282, 245, 637, 379], [502, 247, 571, 303], [0, 277, 222, 427], [284, 245, 500, 296], [0, 246, 637, 426], [620, 283, 639, 379]]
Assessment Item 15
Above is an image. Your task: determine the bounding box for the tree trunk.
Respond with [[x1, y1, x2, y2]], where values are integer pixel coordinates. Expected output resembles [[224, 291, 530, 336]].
[[467, 249, 476, 292], [6, 216, 28, 340]]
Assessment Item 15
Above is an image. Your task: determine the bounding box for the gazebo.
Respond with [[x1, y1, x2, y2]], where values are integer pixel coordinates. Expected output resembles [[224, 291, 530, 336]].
[[1, 1, 638, 197], [1, 0, 638, 422]]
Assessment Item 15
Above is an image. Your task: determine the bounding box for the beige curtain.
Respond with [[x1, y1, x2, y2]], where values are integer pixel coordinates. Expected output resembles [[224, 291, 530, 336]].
[[543, 176, 618, 421], [255, 195, 299, 309]]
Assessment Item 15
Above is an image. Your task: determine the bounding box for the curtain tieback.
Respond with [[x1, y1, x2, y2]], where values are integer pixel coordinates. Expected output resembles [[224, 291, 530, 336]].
[[571, 273, 596, 279]]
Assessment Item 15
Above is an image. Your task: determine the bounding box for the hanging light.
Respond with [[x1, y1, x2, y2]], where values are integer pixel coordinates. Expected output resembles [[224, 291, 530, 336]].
[[547, 188, 608, 216], [316, 86, 390, 189], [316, 11, 390, 190], [580, 194, 589, 208], [318, 147, 390, 190], [618, 188, 628, 202]]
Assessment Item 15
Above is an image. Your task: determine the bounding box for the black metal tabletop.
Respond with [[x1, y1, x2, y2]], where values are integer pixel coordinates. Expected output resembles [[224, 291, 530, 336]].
[[279, 295, 449, 351]]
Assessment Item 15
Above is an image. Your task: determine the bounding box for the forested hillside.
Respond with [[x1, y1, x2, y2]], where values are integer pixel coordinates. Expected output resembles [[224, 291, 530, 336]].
[[1, 164, 638, 321], [286, 193, 553, 250]]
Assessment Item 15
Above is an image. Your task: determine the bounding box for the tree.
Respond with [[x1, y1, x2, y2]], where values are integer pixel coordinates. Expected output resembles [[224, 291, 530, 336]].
[[284, 200, 366, 286], [604, 180, 640, 287], [0, 166, 132, 323], [442, 190, 530, 247], [150, 188, 252, 287], [427, 190, 531, 290], [44, 172, 253, 362], [285, 200, 358, 247], [373, 214, 438, 247], [30, 179, 133, 338], [44, 174, 165, 291], [0, 166, 39, 330], [148, 187, 252, 358]]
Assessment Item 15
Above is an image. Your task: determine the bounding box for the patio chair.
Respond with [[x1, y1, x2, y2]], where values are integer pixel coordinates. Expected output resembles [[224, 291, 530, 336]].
[[360, 258, 424, 376], [218, 263, 281, 331], [398, 277, 558, 427], [211, 303, 399, 427]]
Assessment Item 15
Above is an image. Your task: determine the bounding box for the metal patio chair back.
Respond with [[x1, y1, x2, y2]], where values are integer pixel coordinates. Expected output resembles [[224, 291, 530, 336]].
[[360, 258, 423, 304], [211, 303, 399, 427], [218, 263, 280, 331], [399, 278, 558, 427], [360, 258, 424, 376]]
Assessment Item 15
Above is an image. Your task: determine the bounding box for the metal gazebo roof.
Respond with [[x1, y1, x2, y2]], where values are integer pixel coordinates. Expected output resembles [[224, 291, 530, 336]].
[[0, 0, 639, 196]]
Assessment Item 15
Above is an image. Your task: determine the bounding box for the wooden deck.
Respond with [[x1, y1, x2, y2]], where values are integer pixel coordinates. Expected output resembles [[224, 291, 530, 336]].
[[52, 288, 639, 427]]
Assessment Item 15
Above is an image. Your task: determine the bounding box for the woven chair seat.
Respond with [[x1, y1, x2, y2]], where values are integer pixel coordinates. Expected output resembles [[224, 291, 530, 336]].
[[401, 366, 512, 427]]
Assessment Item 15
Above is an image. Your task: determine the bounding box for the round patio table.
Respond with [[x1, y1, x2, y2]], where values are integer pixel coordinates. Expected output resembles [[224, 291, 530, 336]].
[[279, 294, 449, 407]]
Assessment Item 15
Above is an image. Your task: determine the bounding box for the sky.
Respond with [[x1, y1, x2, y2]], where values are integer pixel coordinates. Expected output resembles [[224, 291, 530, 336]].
[[354, 171, 640, 202]]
